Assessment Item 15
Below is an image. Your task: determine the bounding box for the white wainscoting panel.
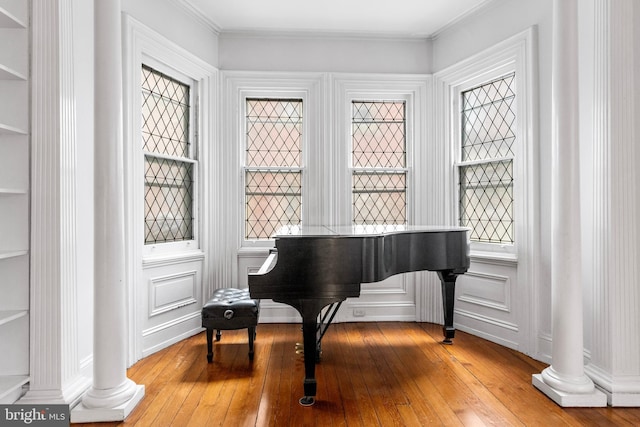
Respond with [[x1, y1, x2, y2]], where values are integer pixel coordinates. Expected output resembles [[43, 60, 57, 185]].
[[149, 271, 198, 317], [454, 258, 521, 350], [140, 255, 203, 357]]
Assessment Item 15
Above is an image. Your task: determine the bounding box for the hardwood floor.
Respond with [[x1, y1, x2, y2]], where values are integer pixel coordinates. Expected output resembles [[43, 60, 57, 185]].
[[74, 323, 640, 426]]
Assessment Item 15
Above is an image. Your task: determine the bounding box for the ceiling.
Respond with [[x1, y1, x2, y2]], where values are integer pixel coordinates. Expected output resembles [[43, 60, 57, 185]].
[[179, 0, 494, 38]]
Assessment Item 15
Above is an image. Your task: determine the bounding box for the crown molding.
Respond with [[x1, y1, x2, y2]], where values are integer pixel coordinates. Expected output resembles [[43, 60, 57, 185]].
[[168, 0, 221, 34]]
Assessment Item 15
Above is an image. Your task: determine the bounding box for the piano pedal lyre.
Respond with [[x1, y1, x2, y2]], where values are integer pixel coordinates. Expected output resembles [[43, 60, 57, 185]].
[[295, 342, 322, 361]]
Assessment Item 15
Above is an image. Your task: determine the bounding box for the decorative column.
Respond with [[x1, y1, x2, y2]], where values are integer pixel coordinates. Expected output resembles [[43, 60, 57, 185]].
[[532, 0, 606, 406], [18, 0, 92, 406], [71, 0, 144, 422], [583, 0, 640, 407]]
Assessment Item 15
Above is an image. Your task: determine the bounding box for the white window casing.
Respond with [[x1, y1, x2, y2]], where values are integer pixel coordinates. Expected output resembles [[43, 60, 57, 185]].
[[332, 74, 429, 228], [221, 76, 324, 250], [434, 27, 538, 264]]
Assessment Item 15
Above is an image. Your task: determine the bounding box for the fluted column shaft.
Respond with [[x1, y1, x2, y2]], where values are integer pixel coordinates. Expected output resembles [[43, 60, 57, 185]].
[[585, 0, 640, 407], [19, 0, 91, 406]]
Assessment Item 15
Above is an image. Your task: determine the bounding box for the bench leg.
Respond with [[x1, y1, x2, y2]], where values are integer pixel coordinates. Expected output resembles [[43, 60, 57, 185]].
[[248, 326, 256, 360], [216, 329, 221, 341], [206, 328, 214, 363]]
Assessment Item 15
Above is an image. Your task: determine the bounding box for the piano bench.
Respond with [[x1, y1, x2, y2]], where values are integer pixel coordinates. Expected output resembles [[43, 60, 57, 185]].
[[201, 288, 260, 362]]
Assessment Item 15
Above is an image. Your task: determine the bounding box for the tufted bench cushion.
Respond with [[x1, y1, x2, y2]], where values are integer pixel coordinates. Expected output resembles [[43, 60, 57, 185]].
[[202, 288, 260, 362]]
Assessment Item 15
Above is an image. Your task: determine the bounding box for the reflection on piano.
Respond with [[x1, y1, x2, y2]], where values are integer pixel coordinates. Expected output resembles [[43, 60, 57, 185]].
[[248, 225, 470, 406]]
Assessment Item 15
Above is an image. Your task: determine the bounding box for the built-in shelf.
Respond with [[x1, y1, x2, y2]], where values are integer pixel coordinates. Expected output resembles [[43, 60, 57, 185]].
[[0, 122, 27, 135], [0, 250, 27, 260], [0, 188, 27, 195], [0, 310, 27, 327], [0, 6, 26, 29], [0, 0, 29, 405], [0, 63, 26, 80], [0, 375, 29, 404]]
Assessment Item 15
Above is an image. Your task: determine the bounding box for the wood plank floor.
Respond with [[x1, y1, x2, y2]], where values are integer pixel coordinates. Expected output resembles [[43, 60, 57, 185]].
[[74, 323, 640, 426]]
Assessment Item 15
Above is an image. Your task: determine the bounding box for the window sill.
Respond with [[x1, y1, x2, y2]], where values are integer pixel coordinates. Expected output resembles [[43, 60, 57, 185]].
[[238, 247, 272, 258], [142, 249, 205, 268], [469, 250, 518, 265]]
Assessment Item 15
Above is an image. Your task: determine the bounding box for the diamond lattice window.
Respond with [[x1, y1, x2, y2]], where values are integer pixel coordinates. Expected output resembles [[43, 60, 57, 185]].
[[245, 99, 302, 239], [141, 65, 195, 244], [458, 73, 515, 244], [352, 101, 407, 225]]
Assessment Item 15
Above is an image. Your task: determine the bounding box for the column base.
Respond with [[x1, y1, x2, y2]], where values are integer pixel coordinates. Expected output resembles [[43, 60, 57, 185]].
[[70, 384, 144, 423], [533, 374, 607, 407], [586, 365, 640, 407], [599, 389, 640, 407], [18, 375, 92, 408]]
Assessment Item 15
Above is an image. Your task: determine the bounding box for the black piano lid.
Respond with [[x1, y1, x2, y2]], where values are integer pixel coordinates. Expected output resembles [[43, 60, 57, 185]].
[[273, 224, 470, 238]]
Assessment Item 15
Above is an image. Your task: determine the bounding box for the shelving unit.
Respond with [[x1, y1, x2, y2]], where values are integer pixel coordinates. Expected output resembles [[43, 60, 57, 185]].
[[0, 0, 29, 404]]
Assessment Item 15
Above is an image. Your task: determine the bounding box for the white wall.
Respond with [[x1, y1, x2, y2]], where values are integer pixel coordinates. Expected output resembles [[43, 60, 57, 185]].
[[219, 33, 431, 73]]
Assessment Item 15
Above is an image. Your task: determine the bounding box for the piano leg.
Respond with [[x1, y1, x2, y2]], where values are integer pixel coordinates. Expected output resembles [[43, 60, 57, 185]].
[[438, 270, 458, 344], [275, 297, 345, 406], [301, 315, 318, 406]]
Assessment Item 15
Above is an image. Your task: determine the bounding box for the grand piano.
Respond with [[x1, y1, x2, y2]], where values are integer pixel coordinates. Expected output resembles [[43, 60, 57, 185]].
[[248, 224, 470, 406]]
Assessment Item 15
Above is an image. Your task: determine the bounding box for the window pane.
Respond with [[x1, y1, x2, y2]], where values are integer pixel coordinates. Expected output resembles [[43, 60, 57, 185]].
[[352, 101, 405, 168], [461, 73, 515, 161], [459, 160, 513, 244], [141, 64, 194, 245], [246, 99, 302, 167], [352, 101, 406, 225], [144, 156, 193, 244], [245, 98, 303, 240], [141, 65, 190, 157], [459, 73, 516, 244], [245, 171, 301, 239], [353, 172, 406, 224]]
